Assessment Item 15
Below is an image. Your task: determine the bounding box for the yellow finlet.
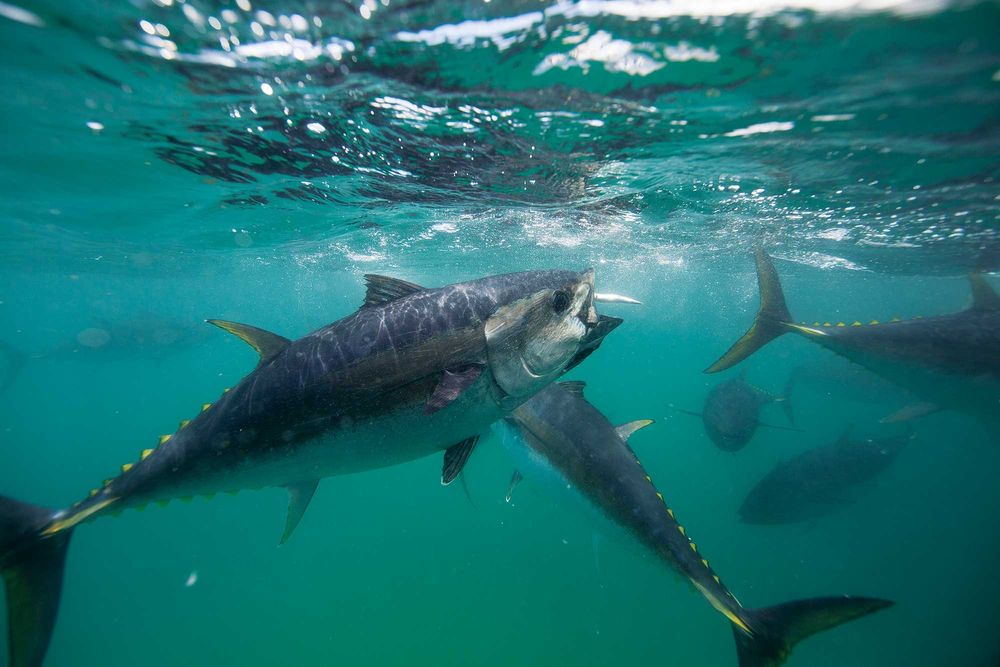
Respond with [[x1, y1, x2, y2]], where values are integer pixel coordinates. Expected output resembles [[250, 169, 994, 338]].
[[713, 575, 721, 584], [202, 403, 211, 412], [656, 492, 664, 501], [667, 508, 675, 518], [121, 463, 133, 473], [180, 496, 193, 503], [678, 525, 686, 536], [89, 488, 99, 497], [156, 499, 169, 508], [224, 387, 231, 393], [870, 319, 879, 325], [179, 419, 191, 428], [701, 558, 710, 568], [102, 478, 113, 487], [822, 322, 831, 327], [141, 448, 153, 460], [689, 541, 698, 552], [852, 321, 862, 326], [159, 434, 171, 445], [890, 317, 900, 322], [836, 322, 845, 327], [41, 497, 117, 536]]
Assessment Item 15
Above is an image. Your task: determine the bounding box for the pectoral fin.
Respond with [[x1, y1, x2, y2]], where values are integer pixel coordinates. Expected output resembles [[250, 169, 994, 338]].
[[280, 480, 319, 545], [757, 420, 805, 433], [615, 419, 654, 441], [442, 436, 479, 485], [880, 402, 940, 423], [425, 365, 483, 415], [505, 470, 523, 503]]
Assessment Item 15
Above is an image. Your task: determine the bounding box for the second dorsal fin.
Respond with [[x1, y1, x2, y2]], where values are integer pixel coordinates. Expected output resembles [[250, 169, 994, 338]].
[[363, 274, 424, 307], [207, 319, 290, 365], [969, 274, 1000, 311]]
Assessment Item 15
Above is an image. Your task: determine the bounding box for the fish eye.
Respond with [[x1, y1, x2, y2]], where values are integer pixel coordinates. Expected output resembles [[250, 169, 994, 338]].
[[551, 290, 571, 314]]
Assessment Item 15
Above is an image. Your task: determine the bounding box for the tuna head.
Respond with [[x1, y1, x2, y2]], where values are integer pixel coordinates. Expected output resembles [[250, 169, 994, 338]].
[[484, 269, 599, 399]]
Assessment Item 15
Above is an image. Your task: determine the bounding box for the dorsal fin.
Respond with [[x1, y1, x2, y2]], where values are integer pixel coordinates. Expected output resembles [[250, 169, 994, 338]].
[[559, 381, 587, 396], [835, 425, 855, 447], [363, 274, 424, 307], [969, 274, 1000, 311], [615, 419, 654, 441], [207, 319, 290, 365]]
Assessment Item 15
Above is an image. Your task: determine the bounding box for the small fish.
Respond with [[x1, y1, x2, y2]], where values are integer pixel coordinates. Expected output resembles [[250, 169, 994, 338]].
[[706, 248, 1000, 430], [0, 269, 635, 667], [739, 427, 914, 525], [502, 382, 892, 667]]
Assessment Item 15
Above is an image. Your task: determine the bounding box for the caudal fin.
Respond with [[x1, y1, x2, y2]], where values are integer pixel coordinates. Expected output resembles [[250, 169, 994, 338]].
[[1, 496, 71, 667], [733, 595, 892, 667], [706, 249, 792, 374]]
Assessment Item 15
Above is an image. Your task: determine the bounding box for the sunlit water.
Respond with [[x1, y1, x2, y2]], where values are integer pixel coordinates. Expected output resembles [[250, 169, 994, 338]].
[[1, 1, 998, 665]]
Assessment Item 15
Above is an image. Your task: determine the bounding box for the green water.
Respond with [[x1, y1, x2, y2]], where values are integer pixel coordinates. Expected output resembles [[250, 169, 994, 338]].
[[1, 1, 998, 665]]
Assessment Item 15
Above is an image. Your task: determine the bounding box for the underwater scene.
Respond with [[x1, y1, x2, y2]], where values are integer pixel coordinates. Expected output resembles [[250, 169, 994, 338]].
[[0, 0, 998, 665]]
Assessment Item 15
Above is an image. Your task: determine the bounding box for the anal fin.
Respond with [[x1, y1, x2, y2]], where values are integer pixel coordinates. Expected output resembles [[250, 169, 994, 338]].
[[280, 480, 319, 545], [442, 436, 479, 485]]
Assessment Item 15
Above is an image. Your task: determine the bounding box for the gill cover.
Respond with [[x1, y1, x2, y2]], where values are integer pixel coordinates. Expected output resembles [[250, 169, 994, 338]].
[[485, 270, 595, 398]]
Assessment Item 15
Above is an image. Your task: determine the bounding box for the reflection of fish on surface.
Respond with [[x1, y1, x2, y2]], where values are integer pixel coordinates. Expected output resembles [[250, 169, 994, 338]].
[[739, 427, 914, 525], [673, 373, 796, 452], [706, 249, 1000, 430], [502, 382, 892, 667], [0, 269, 636, 667]]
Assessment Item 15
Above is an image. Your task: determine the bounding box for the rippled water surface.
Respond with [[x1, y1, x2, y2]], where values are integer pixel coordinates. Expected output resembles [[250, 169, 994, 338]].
[[0, 1, 998, 666]]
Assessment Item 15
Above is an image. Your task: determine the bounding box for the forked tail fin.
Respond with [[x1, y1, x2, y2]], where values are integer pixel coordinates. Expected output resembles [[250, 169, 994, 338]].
[[706, 249, 793, 374], [733, 596, 892, 667], [1, 496, 71, 667]]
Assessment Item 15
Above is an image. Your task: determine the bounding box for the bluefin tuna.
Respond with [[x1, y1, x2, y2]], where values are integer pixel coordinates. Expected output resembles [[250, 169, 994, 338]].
[[0, 269, 634, 667], [739, 427, 913, 524], [706, 249, 1000, 429], [501, 382, 892, 667], [675, 373, 796, 452]]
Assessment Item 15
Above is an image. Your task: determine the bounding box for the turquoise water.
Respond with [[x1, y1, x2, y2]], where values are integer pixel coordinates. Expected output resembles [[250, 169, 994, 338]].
[[1, 1, 998, 665]]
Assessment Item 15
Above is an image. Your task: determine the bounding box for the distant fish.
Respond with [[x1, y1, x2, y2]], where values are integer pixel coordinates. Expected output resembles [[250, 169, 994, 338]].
[[0, 268, 632, 667], [0, 314, 212, 394], [502, 382, 892, 667], [706, 249, 1000, 430], [739, 427, 913, 525], [40, 312, 212, 360], [674, 373, 797, 452]]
